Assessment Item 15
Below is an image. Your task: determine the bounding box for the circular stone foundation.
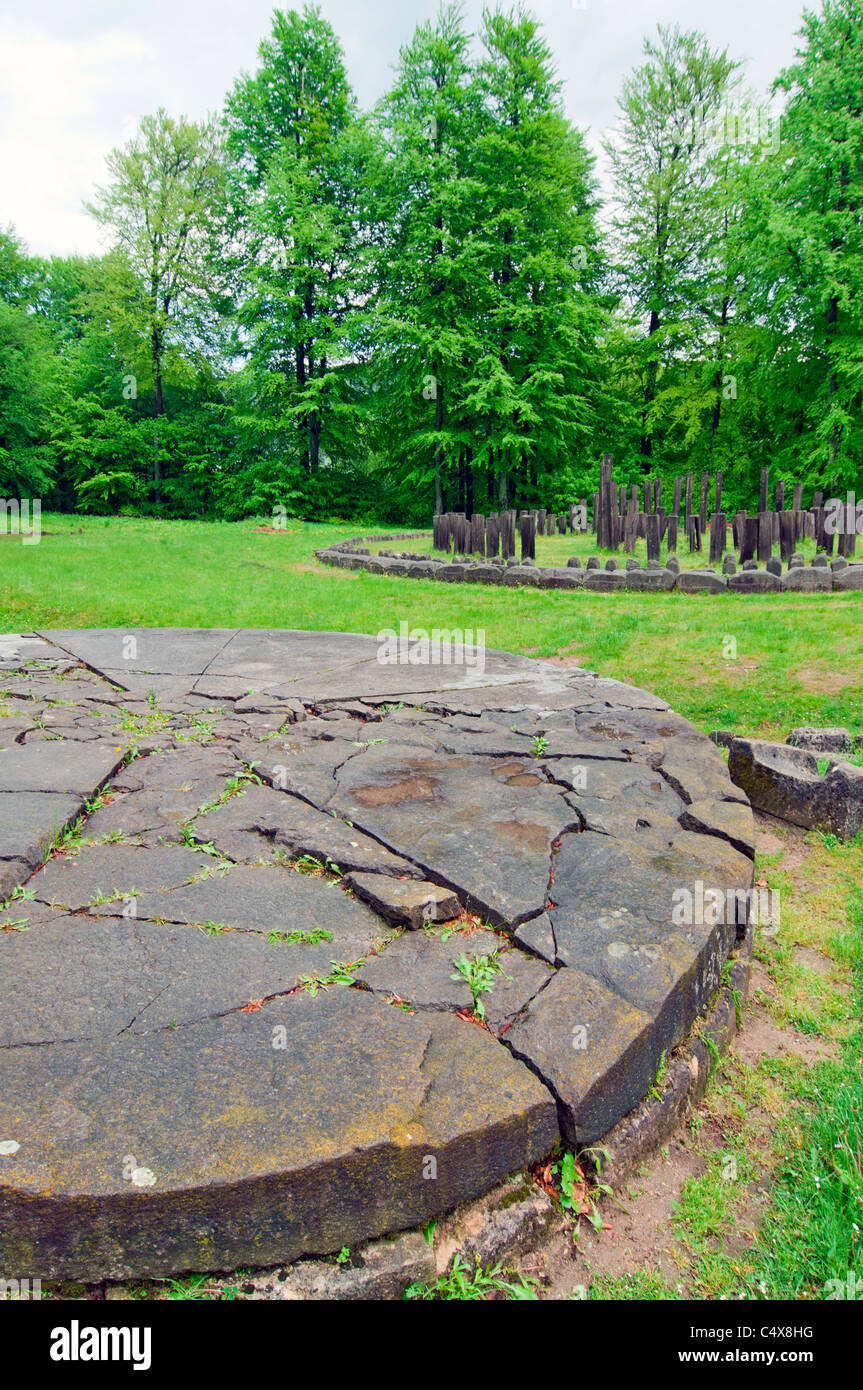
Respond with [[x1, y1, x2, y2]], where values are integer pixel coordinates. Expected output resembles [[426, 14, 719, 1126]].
[[0, 629, 754, 1280]]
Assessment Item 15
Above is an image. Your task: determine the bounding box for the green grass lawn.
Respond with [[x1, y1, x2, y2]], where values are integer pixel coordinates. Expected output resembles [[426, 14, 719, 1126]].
[[1, 512, 861, 740]]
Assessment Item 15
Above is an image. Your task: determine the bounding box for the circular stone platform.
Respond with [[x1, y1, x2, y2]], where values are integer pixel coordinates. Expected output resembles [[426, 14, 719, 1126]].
[[0, 629, 754, 1280]]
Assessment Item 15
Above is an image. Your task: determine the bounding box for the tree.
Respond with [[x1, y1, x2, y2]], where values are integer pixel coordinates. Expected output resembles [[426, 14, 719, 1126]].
[[605, 25, 740, 466], [369, 2, 486, 515], [86, 108, 226, 494], [224, 4, 368, 479], [762, 0, 863, 484], [470, 4, 609, 507]]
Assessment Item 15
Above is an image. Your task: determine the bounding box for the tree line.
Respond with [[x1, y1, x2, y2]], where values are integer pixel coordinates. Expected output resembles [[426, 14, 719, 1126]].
[[1, 0, 861, 525]]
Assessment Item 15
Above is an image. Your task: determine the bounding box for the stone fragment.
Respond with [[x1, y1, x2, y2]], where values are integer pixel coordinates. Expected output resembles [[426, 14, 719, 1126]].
[[345, 873, 459, 929]]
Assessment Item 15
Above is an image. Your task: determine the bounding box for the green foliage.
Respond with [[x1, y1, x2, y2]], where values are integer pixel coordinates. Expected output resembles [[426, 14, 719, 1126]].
[[3, 2, 862, 519], [450, 949, 503, 1019]]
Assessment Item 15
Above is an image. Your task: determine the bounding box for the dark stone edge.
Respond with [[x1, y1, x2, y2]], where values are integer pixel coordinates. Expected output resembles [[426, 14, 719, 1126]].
[[314, 547, 863, 595]]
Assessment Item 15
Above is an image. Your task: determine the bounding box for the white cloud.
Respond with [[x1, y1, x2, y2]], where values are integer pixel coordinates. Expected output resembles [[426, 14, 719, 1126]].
[[0, 22, 156, 255], [0, 0, 804, 259]]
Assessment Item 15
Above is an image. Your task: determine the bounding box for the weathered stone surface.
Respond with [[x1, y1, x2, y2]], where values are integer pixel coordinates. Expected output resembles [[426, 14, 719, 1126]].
[[279, 1229, 436, 1300], [677, 570, 727, 594], [584, 569, 627, 591], [513, 912, 556, 964], [345, 872, 459, 928], [0, 858, 32, 902], [659, 740, 749, 806], [625, 567, 675, 591], [0, 627, 751, 1280], [329, 741, 580, 927], [0, 994, 558, 1280], [678, 797, 756, 859], [505, 967, 659, 1145], [546, 829, 744, 1051], [0, 740, 124, 794], [833, 564, 863, 591], [433, 1171, 560, 1277], [729, 737, 863, 839], [788, 727, 861, 753], [92, 862, 396, 956], [190, 784, 420, 877], [728, 569, 781, 593], [781, 566, 833, 591], [0, 790, 85, 866], [354, 928, 502, 1011], [537, 569, 584, 590], [32, 844, 212, 909]]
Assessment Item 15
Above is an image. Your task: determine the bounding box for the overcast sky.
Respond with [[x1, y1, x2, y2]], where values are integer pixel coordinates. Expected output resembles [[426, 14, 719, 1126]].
[[1, 0, 809, 258]]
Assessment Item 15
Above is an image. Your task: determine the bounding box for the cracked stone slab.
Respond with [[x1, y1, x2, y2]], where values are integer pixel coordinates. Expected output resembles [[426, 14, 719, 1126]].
[[328, 742, 581, 928], [505, 967, 659, 1146], [0, 911, 392, 1045], [354, 928, 504, 1011], [90, 862, 397, 960], [678, 798, 756, 859], [30, 844, 215, 910], [0, 740, 125, 795], [0, 991, 557, 1280], [0, 790, 86, 867], [189, 783, 419, 877], [0, 628, 751, 1280]]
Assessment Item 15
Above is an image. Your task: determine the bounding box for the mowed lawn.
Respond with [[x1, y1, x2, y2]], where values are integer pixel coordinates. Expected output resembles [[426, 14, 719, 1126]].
[[1, 512, 861, 740]]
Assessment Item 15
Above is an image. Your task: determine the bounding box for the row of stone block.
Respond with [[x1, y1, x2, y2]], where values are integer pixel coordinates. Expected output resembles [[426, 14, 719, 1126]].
[[316, 546, 863, 594]]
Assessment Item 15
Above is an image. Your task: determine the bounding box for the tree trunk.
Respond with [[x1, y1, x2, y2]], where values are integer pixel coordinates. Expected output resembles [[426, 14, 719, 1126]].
[[151, 328, 164, 495]]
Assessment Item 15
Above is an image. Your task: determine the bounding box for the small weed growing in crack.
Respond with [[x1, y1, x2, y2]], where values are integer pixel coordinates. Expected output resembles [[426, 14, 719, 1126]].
[[544, 1147, 613, 1236], [290, 853, 343, 877], [201, 922, 230, 936], [450, 951, 502, 1020], [649, 1049, 668, 1100], [531, 734, 548, 757], [296, 961, 358, 995], [268, 927, 333, 946]]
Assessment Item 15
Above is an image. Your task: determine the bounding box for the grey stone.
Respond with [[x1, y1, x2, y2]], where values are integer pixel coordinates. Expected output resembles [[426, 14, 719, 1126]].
[[502, 567, 541, 587], [513, 912, 556, 965], [0, 790, 85, 867], [676, 569, 727, 594], [279, 1230, 436, 1301], [190, 784, 420, 877], [353, 928, 502, 1011], [505, 967, 660, 1145], [584, 570, 627, 591], [345, 873, 460, 929], [834, 565, 863, 591], [787, 727, 860, 754], [0, 740, 124, 794], [0, 627, 752, 1281], [728, 569, 781, 593], [433, 1172, 559, 1277], [626, 567, 675, 591], [781, 567, 833, 591], [729, 737, 863, 839]]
